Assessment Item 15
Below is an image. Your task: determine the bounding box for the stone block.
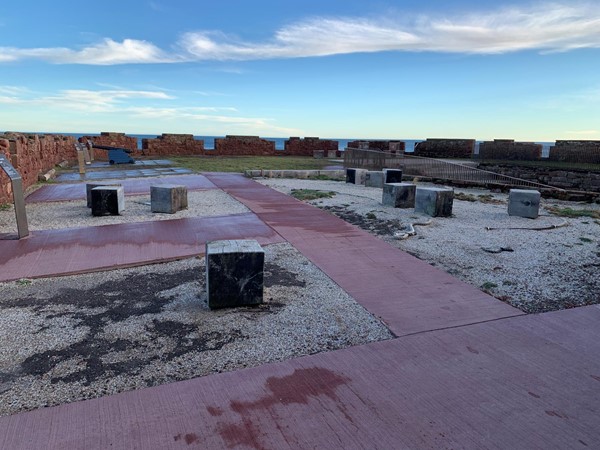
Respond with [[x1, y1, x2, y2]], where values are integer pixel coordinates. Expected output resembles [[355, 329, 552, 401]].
[[313, 150, 325, 159], [508, 189, 540, 219], [206, 239, 265, 309], [91, 186, 124, 216], [382, 183, 416, 208], [86, 182, 122, 208], [151, 185, 188, 214], [327, 150, 337, 158], [383, 168, 403, 183], [346, 168, 368, 185], [365, 171, 384, 188], [415, 187, 454, 217]]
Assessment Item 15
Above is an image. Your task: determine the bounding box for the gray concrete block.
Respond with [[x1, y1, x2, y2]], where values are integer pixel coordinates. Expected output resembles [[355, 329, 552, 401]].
[[86, 182, 121, 208], [382, 183, 416, 208], [91, 186, 124, 216], [346, 168, 368, 185], [508, 189, 540, 219], [327, 150, 337, 158], [206, 239, 264, 309], [151, 185, 188, 214], [415, 187, 454, 217], [365, 171, 384, 188], [313, 150, 325, 159], [383, 169, 403, 183]]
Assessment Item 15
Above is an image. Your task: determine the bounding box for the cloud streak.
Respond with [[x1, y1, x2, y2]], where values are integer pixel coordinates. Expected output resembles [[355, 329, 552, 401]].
[[1, 3, 599, 65]]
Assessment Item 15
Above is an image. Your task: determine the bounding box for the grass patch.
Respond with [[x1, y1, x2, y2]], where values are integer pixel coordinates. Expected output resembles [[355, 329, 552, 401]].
[[480, 160, 600, 172], [290, 189, 336, 201], [0, 203, 11, 211], [481, 281, 498, 290], [171, 155, 334, 173], [546, 206, 600, 219], [454, 192, 477, 202], [366, 212, 377, 220], [579, 237, 593, 243]]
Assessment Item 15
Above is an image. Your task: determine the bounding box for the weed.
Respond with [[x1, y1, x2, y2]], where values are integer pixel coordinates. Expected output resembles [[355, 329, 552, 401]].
[[366, 212, 377, 220], [454, 192, 477, 202], [16, 278, 32, 286], [481, 281, 498, 290], [579, 237, 593, 243], [0, 203, 11, 211], [290, 189, 336, 201], [546, 206, 600, 219]]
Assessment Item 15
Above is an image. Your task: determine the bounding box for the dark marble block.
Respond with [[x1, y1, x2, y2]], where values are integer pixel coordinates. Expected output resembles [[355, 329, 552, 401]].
[[382, 183, 416, 208], [86, 182, 121, 208], [415, 187, 454, 217], [91, 186, 124, 216], [151, 185, 188, 214], [346, 168, 367, 185], [383, 169, 403, 183], [206, 239, 265, 309]]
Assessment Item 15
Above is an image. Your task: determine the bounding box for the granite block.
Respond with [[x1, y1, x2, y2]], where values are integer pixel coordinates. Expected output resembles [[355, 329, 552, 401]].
[[383, 169, 403, 183], [151, 185, 188, 214], [346, 168, 368, 185], [382, 183, 416, 208], [415, 187, 454, 217], [86, 183, 122, 208], [91, 186, 124, 216], [365, 171, 385, 188], [508, 189, 540, 219]]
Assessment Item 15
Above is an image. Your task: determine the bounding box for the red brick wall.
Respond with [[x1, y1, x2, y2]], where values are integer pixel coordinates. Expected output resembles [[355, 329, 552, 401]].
[[478, 140, 542, 161], [142, 134, 205, 156], [284, 137, 339, 156], [549, 140, 600, 164], [413, 139, 475, 158], [82, 132, 138, 160], [0, 133, 77, 203], [213, 135, 276, 156]]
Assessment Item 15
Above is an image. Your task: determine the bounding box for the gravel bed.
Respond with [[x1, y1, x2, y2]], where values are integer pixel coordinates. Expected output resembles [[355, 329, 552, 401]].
[[0, 190, 250, 232], [0, 242, 393, 417], [259, 178, 600, 313]]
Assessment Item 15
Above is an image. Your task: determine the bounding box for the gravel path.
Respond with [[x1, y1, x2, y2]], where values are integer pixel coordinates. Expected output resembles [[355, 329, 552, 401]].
[[259, 178, 600, 313]]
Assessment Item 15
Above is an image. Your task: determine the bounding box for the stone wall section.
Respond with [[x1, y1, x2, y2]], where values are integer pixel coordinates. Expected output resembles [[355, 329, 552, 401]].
[[478, 140, 542, 161], [347, 140, 405, 154], [480, 163, 600, 192], [0, 133, 77, 203], [142, 134, 205, 157], [284, 137, 339, 156], [413, 139, 475, 158], [214, 135, 276, 156], [549, 140, 600, 164]]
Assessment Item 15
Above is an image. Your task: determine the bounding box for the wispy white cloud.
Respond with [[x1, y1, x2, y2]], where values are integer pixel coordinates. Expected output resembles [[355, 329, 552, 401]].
[[1, 3, 599, 65]]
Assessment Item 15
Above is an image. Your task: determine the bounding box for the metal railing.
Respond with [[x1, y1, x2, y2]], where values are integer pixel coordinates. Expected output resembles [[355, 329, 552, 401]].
[[343, 148, 564, 191]]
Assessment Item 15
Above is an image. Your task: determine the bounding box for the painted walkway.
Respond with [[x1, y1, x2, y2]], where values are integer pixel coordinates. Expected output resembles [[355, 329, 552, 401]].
[[0, 173, 598, 449]]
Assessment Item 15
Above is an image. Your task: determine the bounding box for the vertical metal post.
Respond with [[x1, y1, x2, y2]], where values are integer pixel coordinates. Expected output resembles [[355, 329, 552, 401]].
[[0, 155, 29, 239]]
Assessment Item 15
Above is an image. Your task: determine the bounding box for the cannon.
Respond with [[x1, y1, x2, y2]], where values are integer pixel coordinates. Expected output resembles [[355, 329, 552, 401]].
[[91, 145, 135, 165]]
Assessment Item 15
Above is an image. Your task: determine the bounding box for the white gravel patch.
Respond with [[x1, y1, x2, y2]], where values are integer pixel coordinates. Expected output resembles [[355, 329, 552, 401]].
[[258, 177, 600, 313], [0, 242, 393, 417], [0, 189, 250, 232]]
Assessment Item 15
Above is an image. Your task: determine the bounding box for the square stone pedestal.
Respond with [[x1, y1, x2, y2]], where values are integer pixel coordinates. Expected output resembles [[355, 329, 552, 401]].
[[151, 185, 188, 214], [91, 186, 124, 216], [206, 239, 265, 309], [86, 182, 121, 208], [346, 168, 368, 185], [383, 169, 403, 183], [365, 171, 384, 188], [415, 187, 454, 217], [508, 189, 540, 219], [382, 183, 416, 208]]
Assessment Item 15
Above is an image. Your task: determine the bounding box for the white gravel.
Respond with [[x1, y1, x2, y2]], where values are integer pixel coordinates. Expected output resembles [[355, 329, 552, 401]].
[[258, 177, 600, 313], [0, 242, 393, 417]]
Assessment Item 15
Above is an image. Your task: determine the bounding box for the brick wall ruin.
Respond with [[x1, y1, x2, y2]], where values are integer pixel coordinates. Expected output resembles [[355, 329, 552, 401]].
[[142, 134, 205, 157], [284, 137, 339, 156], [549, 141, 600, 164], [347, 140, 405, 154], [478, 140, 542, 161], [413, 139, 475, 158], [213, 135, 276, 156], [0, 133, 77, 203]]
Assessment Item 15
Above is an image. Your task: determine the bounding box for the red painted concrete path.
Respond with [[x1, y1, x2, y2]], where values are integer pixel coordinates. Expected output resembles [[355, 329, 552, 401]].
[[1, 305, 598, 450], [26, 174, 217, 203], [0, 212, 283, 282], [1, 173, 598, 449], [204, 173, 523, 336]]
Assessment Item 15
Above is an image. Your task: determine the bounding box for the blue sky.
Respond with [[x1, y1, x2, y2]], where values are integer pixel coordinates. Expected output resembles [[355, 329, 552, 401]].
[[0, 1, 599, 141]]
